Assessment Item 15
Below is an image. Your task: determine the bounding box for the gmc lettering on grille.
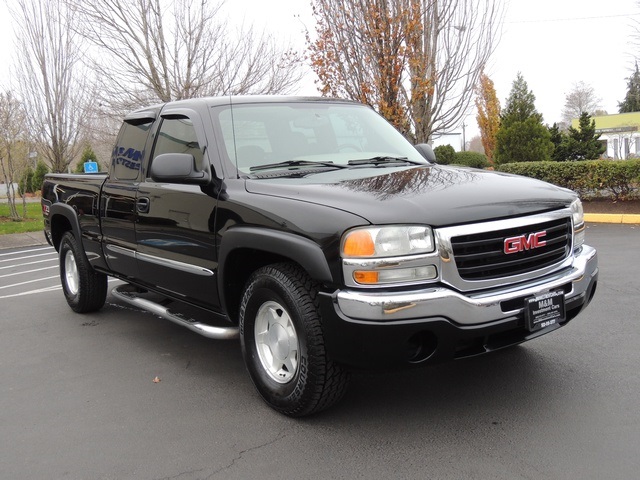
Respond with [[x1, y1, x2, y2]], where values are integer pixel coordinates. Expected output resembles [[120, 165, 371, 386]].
[[504, 231, 547, 255]]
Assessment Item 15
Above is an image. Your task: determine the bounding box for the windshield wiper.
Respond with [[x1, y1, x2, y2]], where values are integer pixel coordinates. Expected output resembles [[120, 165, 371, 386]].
[[347, 156, 422, 166], [249, 160, 348, 172]]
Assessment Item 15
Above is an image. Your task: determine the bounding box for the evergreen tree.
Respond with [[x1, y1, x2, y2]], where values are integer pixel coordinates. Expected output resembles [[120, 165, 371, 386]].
[[547, 113, 605, 161], [81, 145, 97, 163], [549, 123, 568, 161], [495, 73, 553, 164], [618, 63, 640, 113], [32, 160, 49, 191], [18, 166, 35, 195], [500, 72, 542, 127], [495, 117, 553, 164], [563, 112, 606, 160], [75, 145, 99, 173]]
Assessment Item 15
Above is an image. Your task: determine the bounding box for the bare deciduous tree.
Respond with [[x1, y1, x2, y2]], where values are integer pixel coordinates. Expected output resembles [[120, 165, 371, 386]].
[[0, 91, 27, 219], [308, 0, 503, 143], [562, 81, 602, 124], [11, 0, 91, 173], [467, 135, 484, 154], [67, 0, 303, 113]]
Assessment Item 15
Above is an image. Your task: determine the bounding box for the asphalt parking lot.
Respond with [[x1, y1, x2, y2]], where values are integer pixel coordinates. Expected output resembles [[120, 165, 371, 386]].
[[1, 223, 639, 479]]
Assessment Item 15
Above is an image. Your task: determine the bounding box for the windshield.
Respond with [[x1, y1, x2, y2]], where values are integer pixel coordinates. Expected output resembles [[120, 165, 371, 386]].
[[213, 101, 429, 174]]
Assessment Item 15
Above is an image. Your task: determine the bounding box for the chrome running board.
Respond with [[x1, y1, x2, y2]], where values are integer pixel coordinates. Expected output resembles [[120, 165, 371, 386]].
[[111, 285, 239, 340]]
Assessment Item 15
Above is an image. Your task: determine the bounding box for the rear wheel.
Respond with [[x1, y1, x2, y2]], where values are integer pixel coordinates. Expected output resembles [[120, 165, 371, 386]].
[[239, 263, 349, 417], [59, 232, 107, 313]]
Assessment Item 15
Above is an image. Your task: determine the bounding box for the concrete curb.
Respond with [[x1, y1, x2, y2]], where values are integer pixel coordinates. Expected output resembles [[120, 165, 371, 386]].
[[0, 231, 49, 250]]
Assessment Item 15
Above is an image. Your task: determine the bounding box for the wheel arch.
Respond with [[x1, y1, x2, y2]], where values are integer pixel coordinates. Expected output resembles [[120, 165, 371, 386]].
[[49, 203, 82, 251], [218, 227, 335, 323]]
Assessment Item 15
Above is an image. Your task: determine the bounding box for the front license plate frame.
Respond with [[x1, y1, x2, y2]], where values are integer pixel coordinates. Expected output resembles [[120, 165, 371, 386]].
[[525, 290, 566, 332]]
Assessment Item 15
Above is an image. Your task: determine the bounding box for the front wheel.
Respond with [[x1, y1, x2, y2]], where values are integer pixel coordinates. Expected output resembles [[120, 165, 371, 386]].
[[59, 232, 107, 313], [239, 263, 349, 417]]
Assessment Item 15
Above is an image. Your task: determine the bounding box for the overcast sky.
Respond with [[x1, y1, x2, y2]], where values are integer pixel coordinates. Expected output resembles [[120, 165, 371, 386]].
[[0, 0, 638, 137]]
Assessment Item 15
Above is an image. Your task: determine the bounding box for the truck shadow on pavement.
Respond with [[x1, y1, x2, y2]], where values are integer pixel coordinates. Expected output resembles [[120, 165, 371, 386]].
[[92, 292, 582, 425]]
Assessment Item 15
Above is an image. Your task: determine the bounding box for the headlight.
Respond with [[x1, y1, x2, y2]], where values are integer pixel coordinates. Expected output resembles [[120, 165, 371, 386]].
[[570, 198, 584, 227], [342, 225, 435, 258], [570, 198, 585, 250]]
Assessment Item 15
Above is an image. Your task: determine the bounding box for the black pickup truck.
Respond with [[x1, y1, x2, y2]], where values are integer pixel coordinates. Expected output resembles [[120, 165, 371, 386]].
[[42, 96, 598, 416]]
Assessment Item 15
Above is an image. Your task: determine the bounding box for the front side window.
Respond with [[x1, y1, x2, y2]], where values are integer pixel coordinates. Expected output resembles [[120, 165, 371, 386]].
[[151, 117, 204, 171]]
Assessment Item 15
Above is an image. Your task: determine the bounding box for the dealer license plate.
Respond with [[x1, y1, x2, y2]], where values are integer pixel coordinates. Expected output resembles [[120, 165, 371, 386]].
[[525, 290, 566, 332]]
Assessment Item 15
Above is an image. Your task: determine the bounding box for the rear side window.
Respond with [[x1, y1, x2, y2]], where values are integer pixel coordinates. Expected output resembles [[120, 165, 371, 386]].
[[111, 121, 152, 181], [152, 117, 204, 171]]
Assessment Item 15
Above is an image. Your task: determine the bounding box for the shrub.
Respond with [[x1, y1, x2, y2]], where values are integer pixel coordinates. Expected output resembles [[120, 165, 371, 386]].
[[433, 144, 456, 165], [453, 151, 489, 169], [32, 160, 49, 192], [18, 166, 35, 196], [497, 159, 640, 201]]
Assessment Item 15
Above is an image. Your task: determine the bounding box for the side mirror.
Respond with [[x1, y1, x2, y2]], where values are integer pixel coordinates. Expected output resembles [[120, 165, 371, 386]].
[[150, 153, 210, 185], [415, 143, 437, 163]]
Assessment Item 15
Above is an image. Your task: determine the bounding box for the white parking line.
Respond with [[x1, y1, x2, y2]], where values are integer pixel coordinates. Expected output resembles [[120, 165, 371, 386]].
[[0, 265, 59, 279], [0, 252, 57, 263], [0, 277, 121, 300], [0, 275, 60, 290], [0, 285, 62, 299], [0, 257, 58, 270], [0, 246, 52, 257]]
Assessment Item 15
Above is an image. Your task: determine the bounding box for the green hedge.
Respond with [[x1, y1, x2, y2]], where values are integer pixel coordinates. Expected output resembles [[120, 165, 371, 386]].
[[434, 146, 489, 169], [497, 160, 640, 201], [453, 151, 489, 169]]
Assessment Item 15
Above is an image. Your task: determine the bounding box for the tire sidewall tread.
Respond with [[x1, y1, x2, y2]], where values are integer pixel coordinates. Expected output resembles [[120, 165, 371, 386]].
[[59, 232, 107, 313], [240, 263, 349, 417]]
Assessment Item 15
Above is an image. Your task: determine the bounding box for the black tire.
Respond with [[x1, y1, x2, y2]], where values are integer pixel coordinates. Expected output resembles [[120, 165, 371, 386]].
[[239, 263, 350, 417], [59, 232, 108, 313]]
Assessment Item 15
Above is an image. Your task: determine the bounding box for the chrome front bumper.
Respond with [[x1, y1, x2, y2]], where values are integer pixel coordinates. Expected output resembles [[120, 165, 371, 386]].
[[335, 244, 598, 326]]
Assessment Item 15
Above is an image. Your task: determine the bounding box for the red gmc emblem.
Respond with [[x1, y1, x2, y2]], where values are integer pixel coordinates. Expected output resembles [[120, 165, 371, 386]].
[[504, 231, 547, 254]]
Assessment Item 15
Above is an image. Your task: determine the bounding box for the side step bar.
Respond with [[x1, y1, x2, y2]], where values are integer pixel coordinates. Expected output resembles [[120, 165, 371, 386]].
[[111, 285, 239, 340]]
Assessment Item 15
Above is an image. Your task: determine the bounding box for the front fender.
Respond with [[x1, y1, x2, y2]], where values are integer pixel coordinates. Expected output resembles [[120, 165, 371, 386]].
[[218, 227, 336, 317], [219, 226, 333, 283]]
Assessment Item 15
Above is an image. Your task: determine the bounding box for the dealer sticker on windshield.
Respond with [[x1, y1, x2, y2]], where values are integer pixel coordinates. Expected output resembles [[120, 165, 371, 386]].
[[525, 290, 566, 332]]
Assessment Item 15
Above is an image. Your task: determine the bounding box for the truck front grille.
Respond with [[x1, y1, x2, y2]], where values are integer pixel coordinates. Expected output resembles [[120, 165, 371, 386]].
[[450, 218, 572, 281]]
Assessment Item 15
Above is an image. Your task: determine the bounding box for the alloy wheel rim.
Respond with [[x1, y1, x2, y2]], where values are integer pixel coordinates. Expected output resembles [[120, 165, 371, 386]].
[[64, 250, 79, 295], [254, 300, 299, 384]]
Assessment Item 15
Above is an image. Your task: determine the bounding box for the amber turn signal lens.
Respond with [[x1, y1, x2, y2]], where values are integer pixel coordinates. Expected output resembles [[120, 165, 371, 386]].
[[353, 271, 379, 284], [343, 230, 375, 257]]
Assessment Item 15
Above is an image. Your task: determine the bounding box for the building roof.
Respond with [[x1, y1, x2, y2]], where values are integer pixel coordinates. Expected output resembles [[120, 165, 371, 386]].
[[572, 112, 640, 133]]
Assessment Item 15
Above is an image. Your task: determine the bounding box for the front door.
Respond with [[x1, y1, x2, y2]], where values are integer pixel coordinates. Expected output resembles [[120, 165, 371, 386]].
[[134, 113, 221, 311]]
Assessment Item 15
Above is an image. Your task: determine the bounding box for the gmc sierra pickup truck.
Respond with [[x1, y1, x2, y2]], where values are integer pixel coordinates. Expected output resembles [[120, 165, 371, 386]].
[[42, 96, 598, 416]]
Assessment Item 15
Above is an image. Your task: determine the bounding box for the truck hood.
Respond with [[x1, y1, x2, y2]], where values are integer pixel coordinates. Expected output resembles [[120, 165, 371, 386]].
[[244, 165, 576, 227]]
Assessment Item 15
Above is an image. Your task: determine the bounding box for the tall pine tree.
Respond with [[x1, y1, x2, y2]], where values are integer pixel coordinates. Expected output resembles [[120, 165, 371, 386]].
[[494, 73, 553, 164], [618, 63, 640, 113], [564, 112, 606, 160]]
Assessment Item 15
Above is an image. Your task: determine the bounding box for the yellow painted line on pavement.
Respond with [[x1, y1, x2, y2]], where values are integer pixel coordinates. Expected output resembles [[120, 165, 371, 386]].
[[585, 213, 640, 224]]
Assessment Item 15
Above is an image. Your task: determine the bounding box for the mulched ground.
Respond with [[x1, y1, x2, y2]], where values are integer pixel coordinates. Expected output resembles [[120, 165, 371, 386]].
[[582, 198, 640, 214]]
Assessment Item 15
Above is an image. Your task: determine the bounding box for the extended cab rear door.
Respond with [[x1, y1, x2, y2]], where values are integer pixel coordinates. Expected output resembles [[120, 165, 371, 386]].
[[134, 107, 222, 312], [101, 110, 157, 278]]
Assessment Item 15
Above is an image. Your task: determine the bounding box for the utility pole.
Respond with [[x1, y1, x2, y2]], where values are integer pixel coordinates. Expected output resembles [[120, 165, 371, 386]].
[[462, 122, 466, 151]]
